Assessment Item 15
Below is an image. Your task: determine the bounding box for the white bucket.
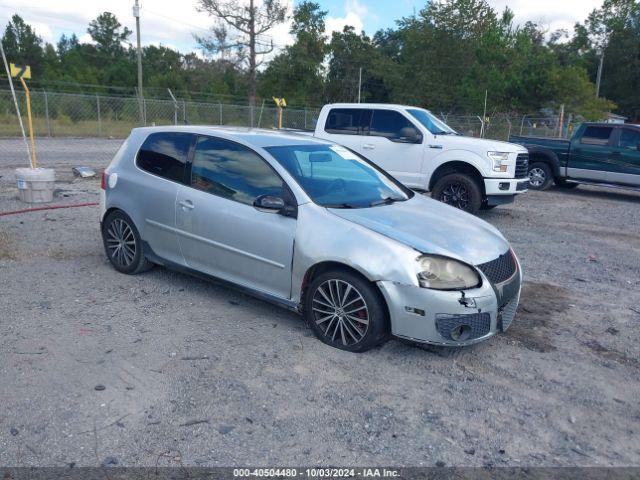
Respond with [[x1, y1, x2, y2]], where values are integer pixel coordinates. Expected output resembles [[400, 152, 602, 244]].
[[15, 168, 56, 204]]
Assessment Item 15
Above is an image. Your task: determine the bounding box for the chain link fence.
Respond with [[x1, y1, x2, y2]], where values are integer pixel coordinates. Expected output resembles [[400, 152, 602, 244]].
[[1, 88, 583, 141], [441, 113, 579, 140], [0, 89, 322, 138], [1, 88, 584, 173]]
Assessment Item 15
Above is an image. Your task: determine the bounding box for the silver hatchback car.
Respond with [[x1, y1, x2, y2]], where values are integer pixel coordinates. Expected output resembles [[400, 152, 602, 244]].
[[100, 126, 522, 352]]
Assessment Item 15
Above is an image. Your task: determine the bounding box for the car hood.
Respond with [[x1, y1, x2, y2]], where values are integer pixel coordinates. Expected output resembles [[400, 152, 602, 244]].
[[328, 195, 510, 266], [440, 135, 528, 153]]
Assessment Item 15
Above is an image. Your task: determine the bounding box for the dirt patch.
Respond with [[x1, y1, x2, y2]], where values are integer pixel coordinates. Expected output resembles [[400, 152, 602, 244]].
[[507, 281, 573, 353], [0, 231, 16, 260], [583, 339, 640, 368]]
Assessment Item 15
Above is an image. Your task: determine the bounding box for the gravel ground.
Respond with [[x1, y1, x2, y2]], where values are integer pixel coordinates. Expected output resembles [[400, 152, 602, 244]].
[[1, 138, 639, 468]]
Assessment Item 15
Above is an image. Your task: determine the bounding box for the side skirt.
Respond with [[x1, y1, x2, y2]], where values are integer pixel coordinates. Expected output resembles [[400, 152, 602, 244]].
[[560, 178, 640, 192], [142, 241, 301, 314]]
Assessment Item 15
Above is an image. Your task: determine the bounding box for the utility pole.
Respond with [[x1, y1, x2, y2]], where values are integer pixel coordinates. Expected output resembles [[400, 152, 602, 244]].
[[133, 0, 144, 124], [357, 67, 362, 103], [595, 49, 604, 97]]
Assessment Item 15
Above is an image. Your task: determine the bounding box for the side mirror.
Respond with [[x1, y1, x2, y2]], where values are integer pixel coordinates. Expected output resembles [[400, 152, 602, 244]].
[[392, 127, 423, 144], [254, 195, 285, 211], [253, 194, 297, 218]]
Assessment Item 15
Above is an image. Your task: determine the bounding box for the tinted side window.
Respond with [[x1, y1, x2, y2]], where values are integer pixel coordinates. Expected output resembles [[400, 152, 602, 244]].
[[191, 136, 284, 205], [370, 110, 416, 140], [580, 126, 613, 146], [618, 129, 640, 150], [137, 132, 192, 182], [325, 109, 371, 135]]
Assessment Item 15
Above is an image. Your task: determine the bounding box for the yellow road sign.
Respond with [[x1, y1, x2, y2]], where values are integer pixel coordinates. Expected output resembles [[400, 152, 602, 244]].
[[273, 97, 287, 109], [10, 63, 31, 80]]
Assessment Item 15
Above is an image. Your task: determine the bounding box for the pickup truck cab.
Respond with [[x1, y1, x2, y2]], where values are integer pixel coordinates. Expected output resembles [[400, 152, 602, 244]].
[[510, 122, 640, 191], [313, 104, 529, 214]]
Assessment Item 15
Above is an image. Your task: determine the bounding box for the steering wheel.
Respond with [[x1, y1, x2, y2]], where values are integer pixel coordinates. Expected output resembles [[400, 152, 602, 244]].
[[325, 178, 346, 194]]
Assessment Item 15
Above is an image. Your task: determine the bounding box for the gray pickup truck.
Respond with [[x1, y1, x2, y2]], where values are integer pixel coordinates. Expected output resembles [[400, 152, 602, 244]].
[[510, 122, 640, 191]]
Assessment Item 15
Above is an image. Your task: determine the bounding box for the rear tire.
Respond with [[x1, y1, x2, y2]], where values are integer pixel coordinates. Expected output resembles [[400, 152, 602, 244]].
[[431, 173, 483, 215], [528, 162, 553, 190], [304, 269, 389, 352], [101, 210, 153, 275]]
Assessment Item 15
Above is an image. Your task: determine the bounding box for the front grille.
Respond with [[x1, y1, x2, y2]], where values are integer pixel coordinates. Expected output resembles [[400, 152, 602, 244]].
[[435, 313, 491, 341], [516, 180, 529, 191], [477, 251, 516, 285], [515, 153, 529, 179], [498, 295, 519, 331]]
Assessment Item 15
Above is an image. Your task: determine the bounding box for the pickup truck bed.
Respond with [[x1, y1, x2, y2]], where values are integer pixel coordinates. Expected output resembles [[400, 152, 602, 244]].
[[508, 135, 570, 154]]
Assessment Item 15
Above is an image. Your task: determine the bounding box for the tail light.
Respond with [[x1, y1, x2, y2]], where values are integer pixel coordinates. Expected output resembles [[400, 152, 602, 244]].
[[101, 170, 108, 190]]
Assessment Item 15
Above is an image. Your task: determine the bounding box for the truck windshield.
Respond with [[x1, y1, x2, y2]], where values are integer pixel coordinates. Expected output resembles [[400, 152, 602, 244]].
[[265, 144, 413, 209], [407, 109, 458, 135]]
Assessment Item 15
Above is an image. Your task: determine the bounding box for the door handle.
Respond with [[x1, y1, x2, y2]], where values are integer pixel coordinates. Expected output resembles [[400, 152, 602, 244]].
[[179, 200, 194, 210], [362, 144, 375, 150]]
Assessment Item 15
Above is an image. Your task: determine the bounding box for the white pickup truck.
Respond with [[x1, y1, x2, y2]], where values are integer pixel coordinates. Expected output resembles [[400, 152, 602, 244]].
[[311, 103, 529, 214]]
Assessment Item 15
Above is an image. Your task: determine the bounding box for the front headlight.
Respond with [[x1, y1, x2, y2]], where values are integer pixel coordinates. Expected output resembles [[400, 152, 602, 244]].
[[487, 151, 510, 172], [417, 255, 481, 290]]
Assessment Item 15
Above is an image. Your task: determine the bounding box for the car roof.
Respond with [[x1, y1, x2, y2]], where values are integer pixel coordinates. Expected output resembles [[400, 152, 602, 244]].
[[583, 122, 640, 128], [325, 103, 426, 110], [131, 125, 333, 148]]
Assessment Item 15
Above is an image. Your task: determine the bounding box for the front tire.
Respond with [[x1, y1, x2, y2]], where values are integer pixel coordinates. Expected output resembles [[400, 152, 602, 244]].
[[528, 162, 553, 190], [304, 269, 389, 352], [431, 173, 483, 215], [101, 210, 153, 275]]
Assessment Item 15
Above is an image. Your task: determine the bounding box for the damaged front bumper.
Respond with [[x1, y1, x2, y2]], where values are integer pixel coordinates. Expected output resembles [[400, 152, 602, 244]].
[[378, 267, 521, 347]]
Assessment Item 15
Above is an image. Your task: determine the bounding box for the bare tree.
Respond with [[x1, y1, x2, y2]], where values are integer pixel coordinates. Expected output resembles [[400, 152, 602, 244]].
[[196, 0, 288, 124]]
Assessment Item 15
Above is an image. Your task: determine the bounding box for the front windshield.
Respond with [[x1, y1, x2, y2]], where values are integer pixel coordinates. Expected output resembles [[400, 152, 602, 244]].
[[407, 108, 457, 135], [265, 144, 413, 208]]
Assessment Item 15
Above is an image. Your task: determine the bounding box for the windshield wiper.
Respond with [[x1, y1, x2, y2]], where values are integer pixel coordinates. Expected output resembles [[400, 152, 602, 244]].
[[370, 196, 405, 207], [434, 130, 457, 135], [324, 203, 358, 209]]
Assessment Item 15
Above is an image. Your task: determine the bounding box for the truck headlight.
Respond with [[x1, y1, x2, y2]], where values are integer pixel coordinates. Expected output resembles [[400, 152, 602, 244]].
[[488, 151, 510, 172], [417, 255, 481, 290]]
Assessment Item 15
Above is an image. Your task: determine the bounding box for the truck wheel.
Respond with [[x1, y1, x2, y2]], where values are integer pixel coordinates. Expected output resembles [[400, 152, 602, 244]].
[[432, 173, 482, 215], [528, 162, 553, 190]]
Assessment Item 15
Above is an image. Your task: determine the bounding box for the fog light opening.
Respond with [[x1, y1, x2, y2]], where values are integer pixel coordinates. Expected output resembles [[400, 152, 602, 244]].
[[450, 324, 472, 341]]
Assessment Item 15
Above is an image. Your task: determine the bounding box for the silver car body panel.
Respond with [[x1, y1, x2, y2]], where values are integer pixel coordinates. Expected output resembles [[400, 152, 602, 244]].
[[102, 126, 522, 346]]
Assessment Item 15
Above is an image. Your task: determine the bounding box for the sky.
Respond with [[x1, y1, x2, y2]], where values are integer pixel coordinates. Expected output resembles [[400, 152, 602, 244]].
[[0, 0, 604, 55]]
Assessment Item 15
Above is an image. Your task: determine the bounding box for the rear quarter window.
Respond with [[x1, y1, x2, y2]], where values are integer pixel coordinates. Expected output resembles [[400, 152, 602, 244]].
[[136, 132, 193, 182], [580, 126, 614, 146], [324, 108, 372, 135]]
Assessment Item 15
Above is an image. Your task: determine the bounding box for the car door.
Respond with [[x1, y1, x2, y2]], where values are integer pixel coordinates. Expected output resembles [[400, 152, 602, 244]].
[[134, 131, 194, 265], [359, 109, 425, 187], [609, 127, 640, 186], [175, 135, 296, 299], [568, 125, 615, 181]]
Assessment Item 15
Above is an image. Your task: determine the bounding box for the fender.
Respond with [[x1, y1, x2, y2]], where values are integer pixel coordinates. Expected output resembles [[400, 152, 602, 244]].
[[524, 146, 562, 177], [424, 149, 489, 190]]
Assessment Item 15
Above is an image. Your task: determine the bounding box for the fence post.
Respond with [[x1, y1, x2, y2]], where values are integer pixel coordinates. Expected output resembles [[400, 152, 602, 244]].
[[182, 100, 187, 124], [304, 108, 307, 130], [219, 103, 223, 125], [505, 117, 512, 141], [96, 94, 102, 136], [43, 89, 51, 137], [477, 116, 485, 138]]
